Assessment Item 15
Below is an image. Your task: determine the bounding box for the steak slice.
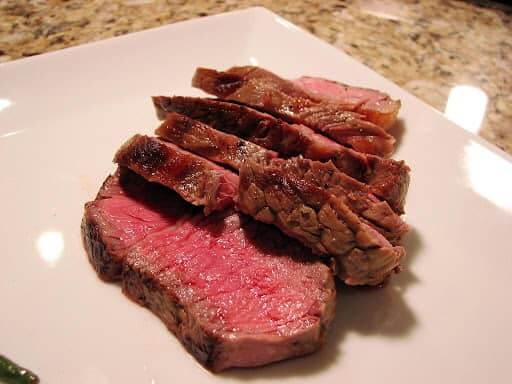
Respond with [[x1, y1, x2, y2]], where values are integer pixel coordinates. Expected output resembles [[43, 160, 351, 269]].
[[82, 168, 336, 371], [272, 158, 409, 242], [293, 76, 401, 130], [238, 158, 406, 286], [191, 66, 396, 157], [155, 112, 277, 171], [114, 134, 239, 215], [153, 96, 409, 213]]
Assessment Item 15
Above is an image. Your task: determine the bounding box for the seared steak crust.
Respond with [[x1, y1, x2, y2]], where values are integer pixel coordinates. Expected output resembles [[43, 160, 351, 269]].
[[114, 135, 239, 215], [153, 96, 409, 213], [81, 213, 122, 281], [272, 158, 409, 242], [155, 112, 277, 170], [367, 158, 410, 214]]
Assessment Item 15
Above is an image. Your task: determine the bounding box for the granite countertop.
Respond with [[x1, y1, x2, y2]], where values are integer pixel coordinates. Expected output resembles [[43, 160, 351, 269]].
[[1, 0, 511, 154]]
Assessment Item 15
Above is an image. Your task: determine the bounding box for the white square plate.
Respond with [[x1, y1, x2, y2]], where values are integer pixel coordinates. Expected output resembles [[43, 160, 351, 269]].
[[1, 7, 511, 384]]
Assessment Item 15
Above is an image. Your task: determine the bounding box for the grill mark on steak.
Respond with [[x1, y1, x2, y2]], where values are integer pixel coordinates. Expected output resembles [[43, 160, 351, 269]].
[[155, 112, 277, 171], [81, 168, 336, 371], [152, 96, 409, 213], [114, 135, 239, 215], [191, 66, 396, 157], [238, 158, 405, 286], [122, 133, 168, 170]]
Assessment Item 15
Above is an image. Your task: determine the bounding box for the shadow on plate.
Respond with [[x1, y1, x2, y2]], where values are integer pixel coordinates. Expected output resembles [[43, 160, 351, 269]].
[[223, 228, 422, 380]]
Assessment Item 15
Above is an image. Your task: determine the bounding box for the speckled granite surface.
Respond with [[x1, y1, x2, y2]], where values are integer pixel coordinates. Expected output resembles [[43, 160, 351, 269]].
[[1, 0, 511, 154]]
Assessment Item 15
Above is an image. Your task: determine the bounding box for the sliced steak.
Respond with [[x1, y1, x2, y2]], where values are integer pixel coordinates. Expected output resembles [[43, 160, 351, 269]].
[[153, 96, 409, 213], [272, 158, 409, 242], [114, 134, 238, 215], [153, 113, 407, 241], [192, 66, 395, 157], [155, 112, 277, 171], [238, 158, 406, 286], [82, 168, 336, 371], [293, 76, 401, 130]]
